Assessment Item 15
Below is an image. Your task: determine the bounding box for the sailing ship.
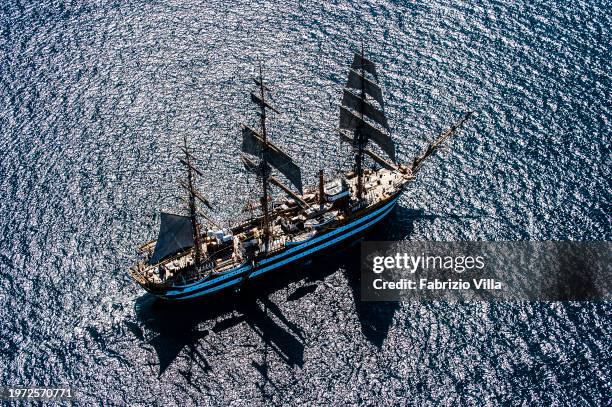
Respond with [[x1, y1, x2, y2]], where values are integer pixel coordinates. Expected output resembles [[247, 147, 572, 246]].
[[128, 50, 473, 300]]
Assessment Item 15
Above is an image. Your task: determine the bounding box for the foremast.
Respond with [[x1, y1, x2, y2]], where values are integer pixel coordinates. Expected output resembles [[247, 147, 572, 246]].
[[179, 137, 217, 267], [339, 47, 397, 203], [180, 138, 203, 265], [339, 49, 474, 199], [146, 138, 214, 268]]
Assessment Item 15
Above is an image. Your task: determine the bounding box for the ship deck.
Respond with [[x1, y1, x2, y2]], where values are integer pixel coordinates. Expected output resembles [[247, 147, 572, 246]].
[[130, 167, 412, 289]]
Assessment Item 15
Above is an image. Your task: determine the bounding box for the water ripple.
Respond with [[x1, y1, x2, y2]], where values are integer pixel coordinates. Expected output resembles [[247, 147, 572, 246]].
[[0, 0, 610, 404]]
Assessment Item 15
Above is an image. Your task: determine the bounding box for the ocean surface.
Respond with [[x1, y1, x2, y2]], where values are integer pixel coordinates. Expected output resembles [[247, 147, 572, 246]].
[[1, 0, 610, 404]]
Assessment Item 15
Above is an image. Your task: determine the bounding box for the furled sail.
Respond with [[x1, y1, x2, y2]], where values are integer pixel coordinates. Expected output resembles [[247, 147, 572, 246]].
[[339, 106, 396, 161], [149, 212, 194, 265], [241, 125, 303, 194]]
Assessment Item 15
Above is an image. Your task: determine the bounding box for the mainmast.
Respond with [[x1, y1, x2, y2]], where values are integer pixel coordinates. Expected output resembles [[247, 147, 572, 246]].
[[240, 65, 304, 253], [257, 66, 271, 250]]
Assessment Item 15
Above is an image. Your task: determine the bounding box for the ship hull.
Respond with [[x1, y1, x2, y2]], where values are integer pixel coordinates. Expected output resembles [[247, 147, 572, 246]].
[[146, 192, 401, 301]]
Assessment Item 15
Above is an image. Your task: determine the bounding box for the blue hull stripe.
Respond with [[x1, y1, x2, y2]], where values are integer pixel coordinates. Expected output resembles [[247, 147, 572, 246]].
[[249, 200, 398, 278], [258, 196, 399, 266], [162, 195, 399, 299], [179, 277, 244, 300], [164, 198, 397, 300], [166, 265, 252, 295]]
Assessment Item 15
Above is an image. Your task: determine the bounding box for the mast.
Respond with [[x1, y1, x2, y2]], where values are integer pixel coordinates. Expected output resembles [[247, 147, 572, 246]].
[[148, 138, 213, 267], [258, 65, 271, 250], [240, 66, 304, 252], [182, 137, 202, 266], [338, 46, 395, 202], [318, 169, 325, 205], [355, 42, 366, 200]]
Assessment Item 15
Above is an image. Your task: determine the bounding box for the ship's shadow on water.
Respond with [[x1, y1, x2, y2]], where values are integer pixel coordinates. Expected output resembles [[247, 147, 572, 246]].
[[134, 288, 306, 376], [132, 205, 431, 375]]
